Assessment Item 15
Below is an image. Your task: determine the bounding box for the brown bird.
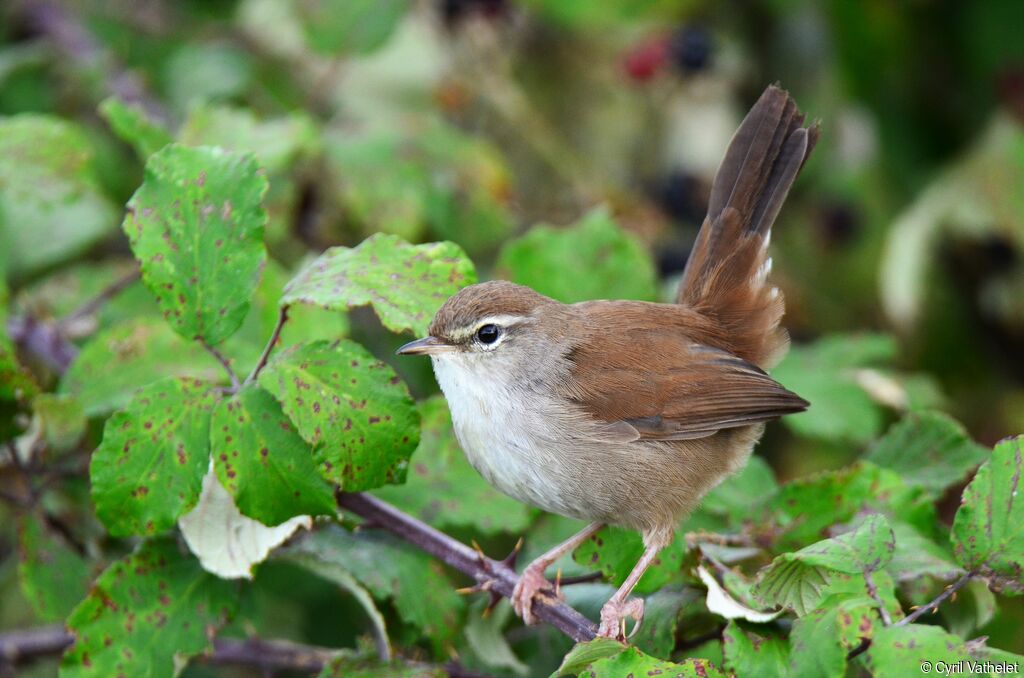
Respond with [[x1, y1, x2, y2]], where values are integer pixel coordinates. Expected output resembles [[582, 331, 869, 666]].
[[398, 85, 818, 639]]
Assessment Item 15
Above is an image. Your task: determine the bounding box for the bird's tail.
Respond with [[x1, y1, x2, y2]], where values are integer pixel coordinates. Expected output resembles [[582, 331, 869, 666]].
[[677, 84, 819, 368]]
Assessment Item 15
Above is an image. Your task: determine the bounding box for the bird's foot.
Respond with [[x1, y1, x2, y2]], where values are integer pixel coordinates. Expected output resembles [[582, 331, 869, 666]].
[[597, 596, 645, 641], [511, 561, 558, 625]]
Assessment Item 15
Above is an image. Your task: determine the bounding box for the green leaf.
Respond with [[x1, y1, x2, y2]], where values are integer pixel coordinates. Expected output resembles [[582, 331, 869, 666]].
[[0, 115, 119, 278], [124, 144, 268, 345], [753, 515, 895, 615], [259, 339, 419, 491], [98, 97, 172, 159], [772, 334, 897, 443], [951, 435, 1024, 594], [371, 396, 535, 534], [60, 318, 224, 416], [462, 600, 529, 676], [297, 0, 410, 55], [556, 639, 628, 676], [211, 386, 336, 525], [287, 525, 464, 651], [722, 621, 790, 678], [865, 624, 965, 678], [560, 643, 726, 678], [62, 538, 239, 677], [786, 597, 878, 678], [866, 411, 989, 500], [280, 234, 476, 336], [90, 377, 216, 537], [17, 515, 91, 622], [496, 208, 658, 303]]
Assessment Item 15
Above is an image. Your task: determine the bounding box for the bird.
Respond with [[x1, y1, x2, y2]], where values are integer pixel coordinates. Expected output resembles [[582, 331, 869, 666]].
[[397, 84, 818, 639]]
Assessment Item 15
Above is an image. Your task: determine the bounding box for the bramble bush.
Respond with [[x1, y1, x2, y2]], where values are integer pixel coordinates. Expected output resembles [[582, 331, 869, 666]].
[[1, 2, 1023, 677]]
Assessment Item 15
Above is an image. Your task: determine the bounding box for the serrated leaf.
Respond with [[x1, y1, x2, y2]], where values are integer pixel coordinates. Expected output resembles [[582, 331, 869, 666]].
[[259, 339, 419, 491], [60, 318, 224, 416], [371, 396, 534, 534], [90, 377, 216, 537], [99, 97, 172, 159], [124, 144, 268, 345], [865, 624, 965, 678], [722, 621, 790, 678], [753, 515, 895, 615], [561, 644, 726, 678], [179, 469, 312, 579], [17, 515, 91, 622], [211, 385, 336, 525], [280, 234, 476, 336], [496, 208, 658, 303], [297, 0, 409, 55], [0, 115, 119, 277], [951, 435, 1024, 594], [867, 411, 989, 500], [287, 525, 464, 651], [773, 334, 897, 443], [61, 538, 239, 677]]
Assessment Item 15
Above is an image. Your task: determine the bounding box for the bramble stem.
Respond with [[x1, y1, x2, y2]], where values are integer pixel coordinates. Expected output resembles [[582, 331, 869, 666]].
[[199, 339, 240, 391], [244, 306, 289, 386], [894, 570, 976, 627], [337, 492, 598, 642]]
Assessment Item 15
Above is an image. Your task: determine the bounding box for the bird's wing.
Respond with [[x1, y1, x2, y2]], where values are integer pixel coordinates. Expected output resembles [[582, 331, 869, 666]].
[[564, 329, 807, 441]]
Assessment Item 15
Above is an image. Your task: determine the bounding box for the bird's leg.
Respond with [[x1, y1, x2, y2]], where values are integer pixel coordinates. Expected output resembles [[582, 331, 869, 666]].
[[512, 521, 604, 625], [597, 543, 663, 640]]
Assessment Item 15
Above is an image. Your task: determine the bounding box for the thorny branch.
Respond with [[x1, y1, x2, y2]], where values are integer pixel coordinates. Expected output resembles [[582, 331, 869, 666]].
[[245, 306, 289, 386], [895, 570, 976, 627], [337, 492, 598, 642]]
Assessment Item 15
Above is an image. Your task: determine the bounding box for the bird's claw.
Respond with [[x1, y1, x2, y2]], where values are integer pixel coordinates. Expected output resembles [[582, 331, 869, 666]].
[[597, 597, 645, 641], [511, 562, 558, 625]]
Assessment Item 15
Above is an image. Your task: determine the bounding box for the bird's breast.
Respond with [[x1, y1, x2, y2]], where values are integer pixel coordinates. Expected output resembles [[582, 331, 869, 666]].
[[430, 356, 587, 518]]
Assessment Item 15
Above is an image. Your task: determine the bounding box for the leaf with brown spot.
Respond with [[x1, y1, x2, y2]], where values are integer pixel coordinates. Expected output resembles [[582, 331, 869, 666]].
[[90, 377, 216, 537], [211, 385, 336, 526], [864, 624, 965, 678], [951, 435, 1024, 594], [61, 538, 239, 677], [722, 621, 790, 678], [123, 144, 268, 346], [259, 340, 419, 491], [280, 233, 476, 336]]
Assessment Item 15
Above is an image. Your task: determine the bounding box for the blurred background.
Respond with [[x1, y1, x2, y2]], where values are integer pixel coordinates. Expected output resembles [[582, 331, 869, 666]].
[[1, 0, 1023, 674]]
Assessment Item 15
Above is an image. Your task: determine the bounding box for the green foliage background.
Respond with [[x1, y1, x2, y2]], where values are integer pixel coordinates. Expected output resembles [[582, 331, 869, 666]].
[[1, 0, 1022, 676]]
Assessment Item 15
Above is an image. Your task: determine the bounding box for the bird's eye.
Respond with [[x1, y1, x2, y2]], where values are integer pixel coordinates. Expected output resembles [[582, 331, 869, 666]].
[[476, 324, 500, 344]]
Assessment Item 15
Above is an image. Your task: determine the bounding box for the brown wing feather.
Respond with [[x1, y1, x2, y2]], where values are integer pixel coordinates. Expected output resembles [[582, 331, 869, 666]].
[[562, 303, 808, 440]]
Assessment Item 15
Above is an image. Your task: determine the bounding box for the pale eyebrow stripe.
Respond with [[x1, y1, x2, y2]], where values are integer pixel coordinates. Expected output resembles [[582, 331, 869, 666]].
[[447, 314, 531, 340]]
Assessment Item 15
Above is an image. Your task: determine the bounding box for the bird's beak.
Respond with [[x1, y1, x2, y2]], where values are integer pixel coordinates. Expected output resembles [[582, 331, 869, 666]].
[[395, 336, 455, 356]]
